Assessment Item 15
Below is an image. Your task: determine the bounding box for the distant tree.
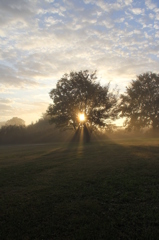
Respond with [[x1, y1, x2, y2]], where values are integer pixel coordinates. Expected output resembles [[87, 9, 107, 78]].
[[0, 125, 26, 144], [0, 117, 70, 145], [47, 70, 118, 132], [5, 117, 25, 126], [119, 72, 159, 131], [0, 122, 5, 128]]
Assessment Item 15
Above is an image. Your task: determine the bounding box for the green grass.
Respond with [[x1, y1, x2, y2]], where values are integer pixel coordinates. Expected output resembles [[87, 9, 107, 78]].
[[0, 138, 159, 240]]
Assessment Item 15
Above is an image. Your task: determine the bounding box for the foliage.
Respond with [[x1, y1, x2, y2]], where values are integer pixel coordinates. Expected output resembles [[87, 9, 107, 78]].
[[47, 70, 118, 131], [0, 116, 70, 144], [0, 125, 26, 144], [119, 72, 159, 131], [5, 117, 25, 126], [0, 121, 5, 128]]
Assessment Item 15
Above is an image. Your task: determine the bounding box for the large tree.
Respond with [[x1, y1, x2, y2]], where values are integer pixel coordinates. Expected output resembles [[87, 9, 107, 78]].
[[47, 70, 118, 131], [119, 72, 159, 131]]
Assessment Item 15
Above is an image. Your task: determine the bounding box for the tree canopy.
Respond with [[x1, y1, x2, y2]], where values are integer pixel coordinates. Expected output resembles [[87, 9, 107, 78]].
[[119, 72, 159, 131], [5, 117, 25, 126], [47, 70, 118, 131]]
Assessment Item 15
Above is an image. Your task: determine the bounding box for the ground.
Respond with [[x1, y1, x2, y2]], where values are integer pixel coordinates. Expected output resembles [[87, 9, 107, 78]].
[[0, 137, 159, 239]]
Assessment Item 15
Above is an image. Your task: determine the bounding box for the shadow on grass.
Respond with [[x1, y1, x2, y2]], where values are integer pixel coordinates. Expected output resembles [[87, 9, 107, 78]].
[[0, 136, 159, 240], [70, 125, 91, 143]]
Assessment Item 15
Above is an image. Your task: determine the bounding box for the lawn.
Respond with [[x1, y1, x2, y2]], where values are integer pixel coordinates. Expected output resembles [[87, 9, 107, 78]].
[[0, 138, 159, 240]]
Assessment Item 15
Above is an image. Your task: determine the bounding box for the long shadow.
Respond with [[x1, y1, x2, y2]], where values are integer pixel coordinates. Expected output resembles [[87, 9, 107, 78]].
[[70, 124, 91, 143], [1, 133, 159, 240]]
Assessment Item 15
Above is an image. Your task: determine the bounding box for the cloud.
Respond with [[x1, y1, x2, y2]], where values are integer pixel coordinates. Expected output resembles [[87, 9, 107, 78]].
[[131, 8, 144, 15], [0, 98, 14, 121], [0, 96, 50, 124], [0, 103, 12, 113], [154, 22, 159, 29], [0, 0, 35, 27], [0, 0, 158, 124], [0, 64, 38, 87], [0, 98, 13, 104], [155, 12, 159, 20], [145, 0, 157, 10], [149, 13, 154, 19], [155, 31, 159, 38], [123, 0, 133, 6], [45, 0, 54, 2]]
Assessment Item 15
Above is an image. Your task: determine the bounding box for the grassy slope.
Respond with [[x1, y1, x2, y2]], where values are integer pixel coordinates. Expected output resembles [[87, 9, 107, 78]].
[[0, 138, 159, 240]]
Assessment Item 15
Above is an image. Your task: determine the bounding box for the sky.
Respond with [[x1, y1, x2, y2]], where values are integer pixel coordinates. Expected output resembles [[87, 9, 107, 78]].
[[0, 0, 159, 125]]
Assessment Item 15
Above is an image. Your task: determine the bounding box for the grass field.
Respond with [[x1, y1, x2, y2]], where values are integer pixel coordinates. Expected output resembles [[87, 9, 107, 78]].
[[0, 138, 159, 240]]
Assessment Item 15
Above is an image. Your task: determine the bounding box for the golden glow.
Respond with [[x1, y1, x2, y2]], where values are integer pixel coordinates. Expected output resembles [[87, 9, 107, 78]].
[[79, 113, 85, 122]]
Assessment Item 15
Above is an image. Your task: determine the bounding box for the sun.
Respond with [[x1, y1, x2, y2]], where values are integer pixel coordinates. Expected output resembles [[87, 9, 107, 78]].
[[79, 113, 85, 122]]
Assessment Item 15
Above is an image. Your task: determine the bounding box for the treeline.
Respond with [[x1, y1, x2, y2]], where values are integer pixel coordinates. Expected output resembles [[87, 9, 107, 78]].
[[1, 71, 159, 144], [0, 118, 158, 145], [0, 117, 72, 145], [47, 71, 159, 132]]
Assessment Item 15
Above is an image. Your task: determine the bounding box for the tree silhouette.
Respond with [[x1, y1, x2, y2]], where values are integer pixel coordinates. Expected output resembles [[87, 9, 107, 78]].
[[47, 70, 118, 133], [119, 72, 159, 131], [6, 117, 25, 126]]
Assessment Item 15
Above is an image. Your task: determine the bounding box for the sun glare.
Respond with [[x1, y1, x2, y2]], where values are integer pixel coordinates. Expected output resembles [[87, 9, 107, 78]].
[[79, 113, 85, 122]]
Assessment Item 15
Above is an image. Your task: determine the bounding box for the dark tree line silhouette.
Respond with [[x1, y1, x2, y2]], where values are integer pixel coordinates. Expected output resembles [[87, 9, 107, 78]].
[[0, 71, 158, 144], [48, 71, 159, 133], [0, 116, 71, 144]]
